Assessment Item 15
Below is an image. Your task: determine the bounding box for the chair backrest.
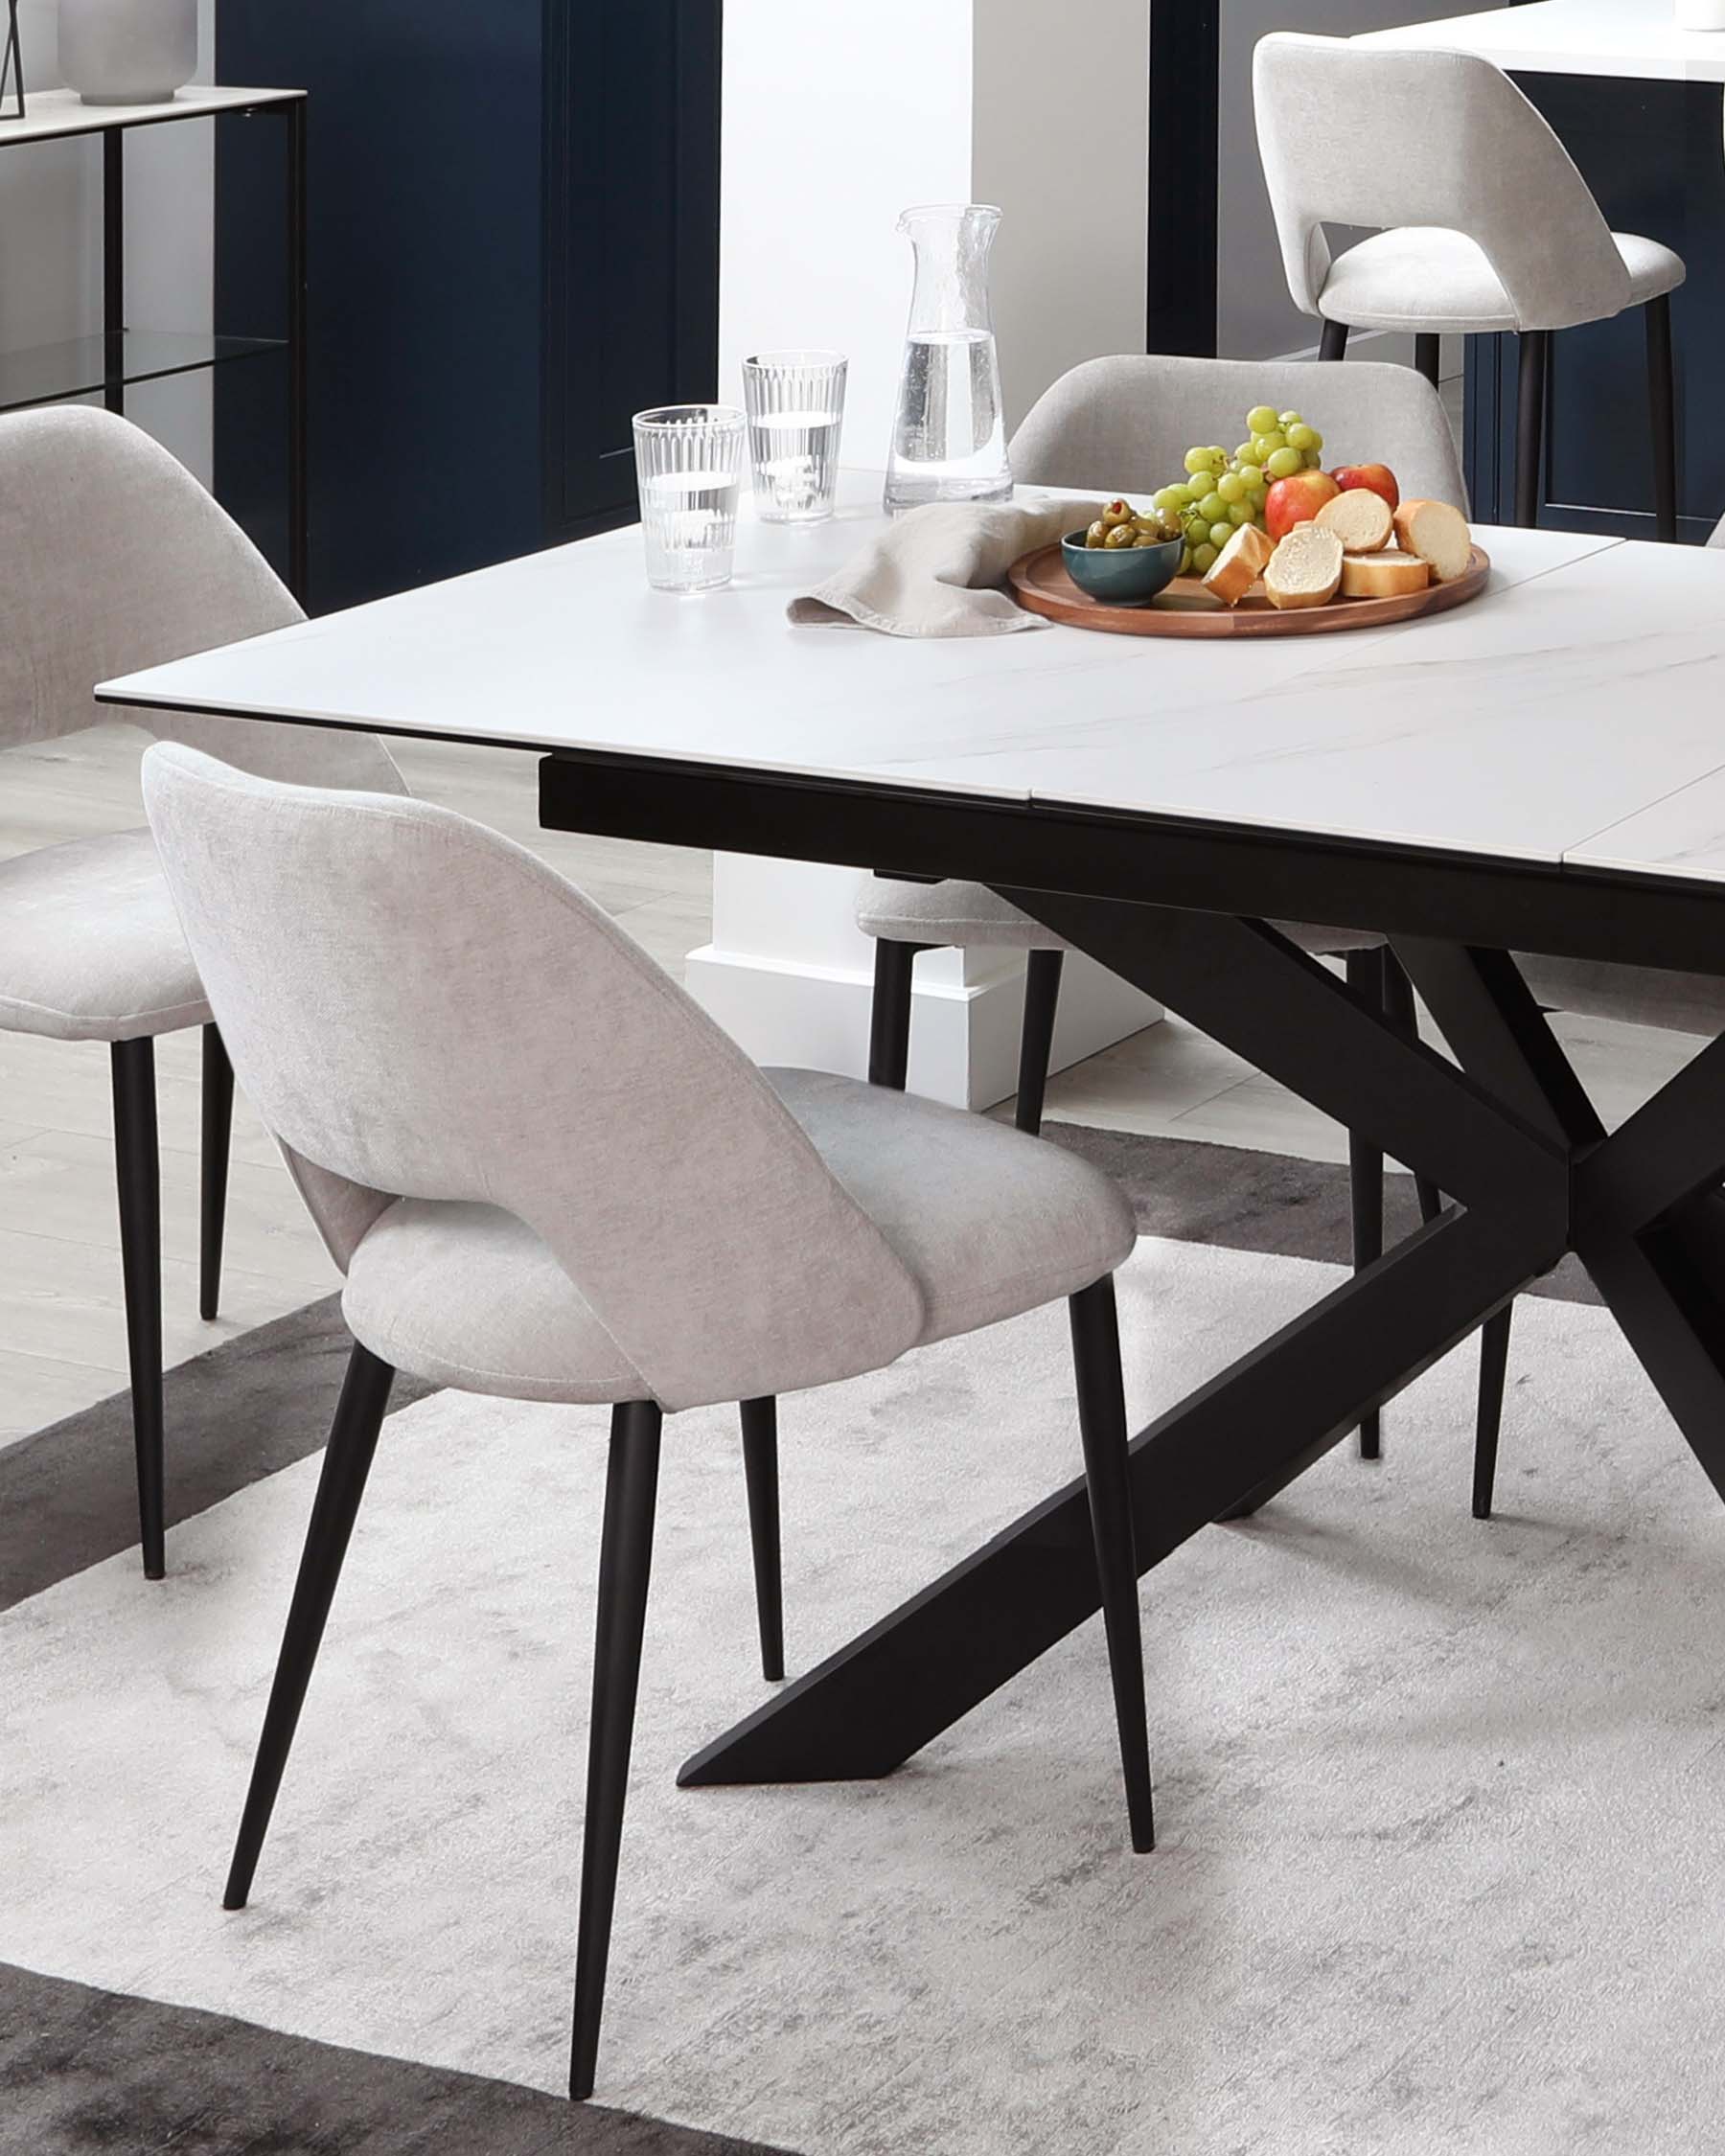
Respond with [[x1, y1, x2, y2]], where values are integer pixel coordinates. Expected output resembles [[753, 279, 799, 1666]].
[[1010, 352, 1467, 513], [0, 406, 402, 791], [141, 745, 927, 1411], [1254, 34, 1628, 333]]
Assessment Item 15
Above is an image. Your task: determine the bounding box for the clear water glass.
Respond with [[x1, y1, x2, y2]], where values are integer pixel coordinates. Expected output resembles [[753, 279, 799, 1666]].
[[742, 349, 847, 523], [632, 404, 745, 591]]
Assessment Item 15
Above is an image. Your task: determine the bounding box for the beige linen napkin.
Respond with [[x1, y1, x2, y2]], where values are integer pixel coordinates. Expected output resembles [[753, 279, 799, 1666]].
[[786, 493, 1092, 637]]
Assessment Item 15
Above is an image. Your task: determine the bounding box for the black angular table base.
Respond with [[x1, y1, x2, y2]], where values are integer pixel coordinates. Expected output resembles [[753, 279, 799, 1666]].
[[536, 752, 1725, 1793]]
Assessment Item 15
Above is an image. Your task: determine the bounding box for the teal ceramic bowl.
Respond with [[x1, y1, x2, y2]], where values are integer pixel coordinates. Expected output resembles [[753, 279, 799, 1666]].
[[1061, 529, 1184, 606]]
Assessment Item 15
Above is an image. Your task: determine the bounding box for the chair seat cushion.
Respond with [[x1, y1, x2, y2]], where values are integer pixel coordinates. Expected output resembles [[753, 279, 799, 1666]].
[[1320, 227, 1684, 334], [340, 1069, 1138, 1404], [0, 828, 209, 1043], [768, 1067, 1136, 1346], [1516, 954, 1725, 1039], [858, 877, 1380, 955]]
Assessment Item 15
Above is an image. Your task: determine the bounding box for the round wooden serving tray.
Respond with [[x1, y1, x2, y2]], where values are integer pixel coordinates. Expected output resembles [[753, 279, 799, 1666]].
[[1007, 541, 1490, 637]]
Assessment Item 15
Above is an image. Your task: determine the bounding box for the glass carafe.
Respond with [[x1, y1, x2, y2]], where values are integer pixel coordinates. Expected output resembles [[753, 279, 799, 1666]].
[[884, 203, 1012, 514]]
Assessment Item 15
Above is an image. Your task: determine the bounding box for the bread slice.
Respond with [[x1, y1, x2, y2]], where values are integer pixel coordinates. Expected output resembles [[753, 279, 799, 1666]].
[[1264, 525, 1344, 610], [1339, 550, 1431, 600], [1314, 488, 1393, 555], [1201, 521, 1275, 607], [1392, 498, 1472, 583]]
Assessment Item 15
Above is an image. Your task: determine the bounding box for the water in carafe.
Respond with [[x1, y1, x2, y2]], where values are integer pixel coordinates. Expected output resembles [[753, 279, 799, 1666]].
[[886, 205, 1012, 514]]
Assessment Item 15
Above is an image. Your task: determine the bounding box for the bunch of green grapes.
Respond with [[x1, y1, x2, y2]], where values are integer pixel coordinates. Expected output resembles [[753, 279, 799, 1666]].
[[1149, 402, 1325, 575]]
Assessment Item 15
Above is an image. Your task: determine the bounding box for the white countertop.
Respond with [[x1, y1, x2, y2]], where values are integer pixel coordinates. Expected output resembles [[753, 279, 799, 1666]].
[[0, 84, 302, 148], [1356, 0, 1725, 83], [97, 470, 1725, 884]]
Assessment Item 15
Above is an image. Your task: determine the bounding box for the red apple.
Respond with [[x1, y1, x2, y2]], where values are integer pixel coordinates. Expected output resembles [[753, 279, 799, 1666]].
[[1263, 470, 1341, 541], [1329, 462, 1400, 512]]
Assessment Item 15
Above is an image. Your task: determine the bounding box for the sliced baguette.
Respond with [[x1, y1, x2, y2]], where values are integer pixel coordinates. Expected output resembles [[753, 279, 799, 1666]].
[[1264, 525, 1344, 610], [1392, 498, 1472, 583], [1339, 550, 1431, 600], [1201, 520, 1275, 607], [1314, 487, 1393, 555]]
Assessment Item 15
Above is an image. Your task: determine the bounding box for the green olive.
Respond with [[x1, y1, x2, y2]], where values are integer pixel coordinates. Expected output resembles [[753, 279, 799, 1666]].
[[1097, 498, 1134, 529], [1131, 529, 1167, 548], [1085, 519, 1110, 548], [1102, 522, 1137, 549]]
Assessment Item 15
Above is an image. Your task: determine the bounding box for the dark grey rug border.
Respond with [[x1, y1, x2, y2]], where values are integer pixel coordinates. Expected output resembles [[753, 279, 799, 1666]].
[[0, 1961, 794, 2156]]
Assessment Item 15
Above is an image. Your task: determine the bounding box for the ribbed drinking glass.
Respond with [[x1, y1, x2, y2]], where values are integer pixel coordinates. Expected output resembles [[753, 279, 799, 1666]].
[[632, 404, 745, 592], [742, 349, 847, 523]]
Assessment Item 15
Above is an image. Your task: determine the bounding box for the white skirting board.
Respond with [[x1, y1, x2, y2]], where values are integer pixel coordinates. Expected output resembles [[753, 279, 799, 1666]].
[[686, 939, 1162, 1111]]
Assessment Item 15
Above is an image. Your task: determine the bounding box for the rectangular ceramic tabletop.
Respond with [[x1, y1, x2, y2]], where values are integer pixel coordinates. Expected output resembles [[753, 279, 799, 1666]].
[[1355, 0, 1725, 83], [100, 470, 1723, 874]]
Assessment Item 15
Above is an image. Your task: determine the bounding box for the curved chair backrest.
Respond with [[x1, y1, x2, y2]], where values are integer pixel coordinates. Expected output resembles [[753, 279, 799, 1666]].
[[0, 406, 402, 792], [141, 745, 927, 1411], [1011, 352, 1468, 513], [1254, 34, 1629, 333]]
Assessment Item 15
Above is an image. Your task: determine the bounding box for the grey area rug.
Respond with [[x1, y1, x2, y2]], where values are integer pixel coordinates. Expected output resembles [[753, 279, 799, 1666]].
[[0, 1128, 1661, 2156]]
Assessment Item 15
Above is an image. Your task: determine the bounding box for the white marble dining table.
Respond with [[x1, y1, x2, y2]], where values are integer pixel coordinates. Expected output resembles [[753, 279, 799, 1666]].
[[93, 472, 1725, 871], [95, 472, 1725, 1793], [1355, 0, 1725, 83]]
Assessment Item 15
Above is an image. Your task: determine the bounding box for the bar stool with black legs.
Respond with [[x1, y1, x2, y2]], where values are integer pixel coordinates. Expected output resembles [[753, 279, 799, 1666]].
[[1255, 33, 1684, 536], [142, 742, 1155, 2102]]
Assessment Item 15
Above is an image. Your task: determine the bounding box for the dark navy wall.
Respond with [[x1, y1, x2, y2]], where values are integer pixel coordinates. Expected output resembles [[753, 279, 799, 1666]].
[[1465, 73, 1721, 544], [216, 2, 722, 615], [217, 1, 543, 613]]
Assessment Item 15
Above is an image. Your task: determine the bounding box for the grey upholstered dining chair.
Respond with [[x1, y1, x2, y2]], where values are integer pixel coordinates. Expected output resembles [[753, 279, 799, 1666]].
[[141, 742, 1151, 2101], [1254, 33, 1684, 536], [0, 405, 405, 1579], [858, 349, 1465, 1463]]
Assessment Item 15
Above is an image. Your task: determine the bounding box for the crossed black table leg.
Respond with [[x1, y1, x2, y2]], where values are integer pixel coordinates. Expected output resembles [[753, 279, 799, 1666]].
[[680, 901, 1685, 1788]]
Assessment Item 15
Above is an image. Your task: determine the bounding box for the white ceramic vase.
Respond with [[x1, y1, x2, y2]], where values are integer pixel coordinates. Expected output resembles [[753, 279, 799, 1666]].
[[1676, 0, 1725, 29], [58, 0, 197, 105]]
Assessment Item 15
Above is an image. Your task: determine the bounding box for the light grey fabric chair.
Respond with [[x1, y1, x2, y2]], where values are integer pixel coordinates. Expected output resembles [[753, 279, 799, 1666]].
[[0, 404, 406, 1579], [859, 350, 1463, 1460], [141, 741, 1152, 2101], [1254, 33, 1685, 536]]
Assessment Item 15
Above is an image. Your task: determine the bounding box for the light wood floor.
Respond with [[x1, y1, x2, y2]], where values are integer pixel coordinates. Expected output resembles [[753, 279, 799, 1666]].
[[0, 723, 1696, 1448]]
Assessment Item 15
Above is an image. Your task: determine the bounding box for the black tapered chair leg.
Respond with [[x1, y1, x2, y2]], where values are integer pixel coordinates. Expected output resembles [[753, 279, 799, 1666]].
[[1515, 329, 1549, 529], [1069, 1275, 1154, 1854], [1380, 956, 1442, 1225], [1645, 294, 1677, 544], [739, 1396, 784, 1681], [223, 1342, 396, 1911], [1320, 319, 1349, 362], [111, 1039, 165, 1578], [1414, 333, 1441, 390], [200, 1023, 235, 1323], [867, 939, 927, 1090], [1473, 1306, 1512, 1521], [570, 1400, 663, 2101], [1015, 949, 1065, 1136], [1345, 951, 1387, 1460]]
